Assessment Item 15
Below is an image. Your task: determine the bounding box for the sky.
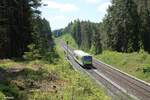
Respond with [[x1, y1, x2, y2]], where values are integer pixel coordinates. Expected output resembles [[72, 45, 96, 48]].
[[40, 0, 111, 30]]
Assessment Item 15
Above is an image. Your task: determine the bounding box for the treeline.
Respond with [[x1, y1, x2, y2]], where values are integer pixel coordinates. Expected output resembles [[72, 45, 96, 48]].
[[103, 0, 150, 53], [24, 17, 55, 61], [56, 0, 150, 54], [62, 20, 102, 54], [0, 0, 55, 60]]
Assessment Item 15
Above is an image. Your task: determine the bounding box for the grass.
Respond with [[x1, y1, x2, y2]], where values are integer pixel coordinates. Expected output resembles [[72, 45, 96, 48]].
[[0, 37, 110, 100], [95, 50, 150, 83], [56, 33, 78, 49]]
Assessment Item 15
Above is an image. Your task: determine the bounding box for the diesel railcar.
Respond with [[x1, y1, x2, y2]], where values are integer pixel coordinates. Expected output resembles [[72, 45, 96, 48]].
[[73, 50, 92, 67]]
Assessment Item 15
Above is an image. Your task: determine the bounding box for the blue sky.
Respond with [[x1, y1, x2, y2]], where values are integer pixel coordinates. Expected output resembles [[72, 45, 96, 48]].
[[40, 0, 111, 30]]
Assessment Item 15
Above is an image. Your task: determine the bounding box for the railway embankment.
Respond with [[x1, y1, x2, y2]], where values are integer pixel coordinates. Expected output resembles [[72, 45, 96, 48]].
[[59, 33, 150, 83]]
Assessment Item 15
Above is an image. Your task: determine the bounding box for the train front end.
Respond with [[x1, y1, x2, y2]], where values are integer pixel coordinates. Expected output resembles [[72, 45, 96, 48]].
[[82, 55, 92, 65]]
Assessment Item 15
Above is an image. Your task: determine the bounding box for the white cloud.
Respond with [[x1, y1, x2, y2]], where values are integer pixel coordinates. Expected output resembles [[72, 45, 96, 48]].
[[46, 15, 80, 30], [85, 0, 99, 4], [42, 0, 78, 13], [52, 15, 66, 21], [98, 2, 111, 13], [46, 15, 69, 30], [40, 0, 112, 30], [84, 0, 111, 5]]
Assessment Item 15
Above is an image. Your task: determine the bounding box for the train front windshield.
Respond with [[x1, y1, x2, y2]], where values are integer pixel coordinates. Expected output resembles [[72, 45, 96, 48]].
[[84, 56, 92, 61]]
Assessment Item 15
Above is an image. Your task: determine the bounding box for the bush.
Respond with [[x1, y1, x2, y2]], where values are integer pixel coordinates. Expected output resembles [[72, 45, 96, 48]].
[[0, 92, 5, 100], [0, 84, 19, 99], [24, 44, 59, 63], [23, 44, 42, 60], [143, 66, 150, 74], [44, 51, 59, 63]]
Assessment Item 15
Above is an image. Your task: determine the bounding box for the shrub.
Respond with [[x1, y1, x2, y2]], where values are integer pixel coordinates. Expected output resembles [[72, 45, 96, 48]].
[[23, 44, 42, 60], [0, 92, 5, 100], [143, 67, 150, 74]]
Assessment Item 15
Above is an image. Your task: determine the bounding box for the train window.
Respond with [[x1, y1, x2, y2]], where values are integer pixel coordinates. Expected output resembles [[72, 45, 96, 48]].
[[84, 56, 92, 61]]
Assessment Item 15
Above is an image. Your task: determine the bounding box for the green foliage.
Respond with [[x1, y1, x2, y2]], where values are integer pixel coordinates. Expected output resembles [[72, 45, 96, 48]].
[[59, 20, 102, 54], [23, 44, 42, 60], [90, 24, 102, 54], [101, 0, 150, 53], [143, 67, 150, 74], [58, 0, 150, 54], [0, 41, 110, 99], [95, 50, 150, 82], [0, 92, 5, 100], [103, 0, 141, 52], [0, 84, 20, 99], [0, 0, 55, 61], [23, 17, 56, 61], [133, 0, 150, 52], [0, 0, 42, 58], [50, 42, 110, 100], [0, 58, 110, 100], [57, 33, 78, 49]]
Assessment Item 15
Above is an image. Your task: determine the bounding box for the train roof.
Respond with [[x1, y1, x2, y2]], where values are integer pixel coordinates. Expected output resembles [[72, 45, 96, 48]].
[[74, 50, 91, 57]]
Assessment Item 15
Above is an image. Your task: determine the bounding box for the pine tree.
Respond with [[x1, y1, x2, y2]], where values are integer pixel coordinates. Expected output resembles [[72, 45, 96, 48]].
[[138, 0, 150, 52], [104, 0, 140, 52], [91, 24, 102, 54]]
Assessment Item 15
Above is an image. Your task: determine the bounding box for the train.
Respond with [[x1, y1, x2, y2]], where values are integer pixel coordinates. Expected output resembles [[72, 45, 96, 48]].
[[73, 50, 92, 67]]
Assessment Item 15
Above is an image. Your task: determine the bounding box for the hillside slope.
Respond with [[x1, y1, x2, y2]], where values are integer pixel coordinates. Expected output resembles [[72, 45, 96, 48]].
[[0, 38, 110, 100], [58, 33, 150, 83]]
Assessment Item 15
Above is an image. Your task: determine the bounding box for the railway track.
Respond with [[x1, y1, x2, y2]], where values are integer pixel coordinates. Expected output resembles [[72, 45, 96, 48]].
[[61, 42, 150, 100], [93, 61, 150, 100]]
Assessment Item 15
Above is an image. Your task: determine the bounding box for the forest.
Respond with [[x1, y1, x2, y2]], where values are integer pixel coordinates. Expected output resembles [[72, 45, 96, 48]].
[[0, 1, 111, 99], [0, 0, 150, 99], [0, 0, 55, 60], [55, 0, 150, 54]]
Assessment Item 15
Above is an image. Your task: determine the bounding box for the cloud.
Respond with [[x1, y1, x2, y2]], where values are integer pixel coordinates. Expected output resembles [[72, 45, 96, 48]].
[[85, 0, 99, 4], [97, 2, 111, 13], [46, 15, 70, 30], [84, 0, 111, 5], [42, 0, 79, 13], [52, 15, 66, 21], [40, 0, 112, 30]]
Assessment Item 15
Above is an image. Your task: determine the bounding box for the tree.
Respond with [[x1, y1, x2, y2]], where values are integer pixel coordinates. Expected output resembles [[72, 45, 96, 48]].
[[61, 20, 102, 54], [136, 0, 150, 52], [24, 17, 55, 61], [91, 24, 102, 54], [0, 0, 42, 58], [0, 0, 56, 60], [103, 0, 141, 52]]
